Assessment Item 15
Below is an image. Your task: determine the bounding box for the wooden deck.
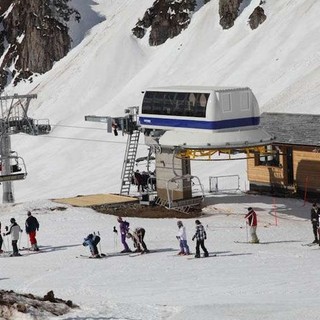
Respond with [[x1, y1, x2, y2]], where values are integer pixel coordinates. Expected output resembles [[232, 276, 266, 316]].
[[53, 193, 138, 207]]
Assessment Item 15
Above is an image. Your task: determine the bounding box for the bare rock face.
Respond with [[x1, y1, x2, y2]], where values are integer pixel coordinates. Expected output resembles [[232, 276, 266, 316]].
[[132, 0, 197, 46], [0, 0, 80, 90], [0, 289, 77, 318], [219, 0, 242, 29], [248, 5, 266, 30]]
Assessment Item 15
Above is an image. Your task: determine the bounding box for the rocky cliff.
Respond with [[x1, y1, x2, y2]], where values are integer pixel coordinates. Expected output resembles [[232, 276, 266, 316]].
[[0, 0, 268, 90], [132, 0, 197, 46], [0, 0, 80, 90], [132, 0, 267, 44]]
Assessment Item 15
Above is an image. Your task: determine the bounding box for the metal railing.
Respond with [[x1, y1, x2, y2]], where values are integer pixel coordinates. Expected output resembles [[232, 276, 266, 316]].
[[209, 174, 240, 193]]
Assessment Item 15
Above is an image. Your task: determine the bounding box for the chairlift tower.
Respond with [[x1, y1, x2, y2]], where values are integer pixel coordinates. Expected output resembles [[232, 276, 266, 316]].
[[0, 93, 51, 203]]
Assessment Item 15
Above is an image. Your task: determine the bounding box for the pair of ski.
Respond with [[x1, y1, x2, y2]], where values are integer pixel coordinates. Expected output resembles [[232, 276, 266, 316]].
[[301, 242, 319, 247], [77, 253, 107, 259], [234, 241, 260, 244], [0, 252, 23, 258], [187, 254, 216, 260], [77, 251, 150, 259]]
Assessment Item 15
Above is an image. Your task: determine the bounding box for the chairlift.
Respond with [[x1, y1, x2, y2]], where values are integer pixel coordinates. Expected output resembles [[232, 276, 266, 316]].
[[135, 155, 156, 163], [0, 155, 27, 182]]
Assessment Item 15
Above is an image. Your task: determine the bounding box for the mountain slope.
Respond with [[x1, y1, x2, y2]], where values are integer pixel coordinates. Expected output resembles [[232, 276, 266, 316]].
[[2, 0, 320, 202]]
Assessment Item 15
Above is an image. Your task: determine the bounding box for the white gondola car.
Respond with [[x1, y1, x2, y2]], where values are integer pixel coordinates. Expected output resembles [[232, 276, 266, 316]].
[[138, 86, 273, 149]]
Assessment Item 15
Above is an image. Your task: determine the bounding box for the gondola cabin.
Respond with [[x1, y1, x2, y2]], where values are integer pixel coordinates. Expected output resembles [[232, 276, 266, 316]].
[[139, 86, 259, 132], [139, 86, 273, 149]]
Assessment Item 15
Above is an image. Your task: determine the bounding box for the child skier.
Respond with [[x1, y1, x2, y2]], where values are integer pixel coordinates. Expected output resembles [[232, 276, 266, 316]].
[[83, 233, 101, 258], [117, 217, 132, 253], [192, 220, 209, 258], [3, 218, 23, 256], [127, 227, 149, 253], [176, 220, 190, 255]]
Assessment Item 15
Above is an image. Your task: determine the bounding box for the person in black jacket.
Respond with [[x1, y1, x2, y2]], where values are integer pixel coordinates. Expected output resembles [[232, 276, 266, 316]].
[[25, 211, 40, 251], [192, 220, 209, 258], [311, 203, 319, 244]]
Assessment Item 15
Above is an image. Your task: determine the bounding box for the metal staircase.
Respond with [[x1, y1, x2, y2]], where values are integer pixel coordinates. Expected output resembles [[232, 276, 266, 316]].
[[120, 130, 140, 195]]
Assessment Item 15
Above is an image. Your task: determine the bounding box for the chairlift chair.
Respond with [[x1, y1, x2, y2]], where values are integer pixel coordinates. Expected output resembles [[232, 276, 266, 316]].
[[0, 155, 27, 182]]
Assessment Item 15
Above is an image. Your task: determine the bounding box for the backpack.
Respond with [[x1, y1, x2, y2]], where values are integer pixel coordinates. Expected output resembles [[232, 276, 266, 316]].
[[93, 235, 100, 246]]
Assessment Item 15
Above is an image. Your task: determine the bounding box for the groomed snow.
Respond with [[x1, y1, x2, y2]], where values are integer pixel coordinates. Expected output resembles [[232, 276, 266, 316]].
[[0, 194, 318, 319]]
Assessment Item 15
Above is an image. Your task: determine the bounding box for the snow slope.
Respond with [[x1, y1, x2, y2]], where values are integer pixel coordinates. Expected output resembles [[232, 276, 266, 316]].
[[1, 194, 319, 319]]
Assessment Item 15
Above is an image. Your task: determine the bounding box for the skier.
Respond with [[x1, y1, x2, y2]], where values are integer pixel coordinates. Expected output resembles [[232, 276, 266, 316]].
[[117, 217, 132, 253], [176, 220, 190, 255], [0, 221, 3, 254], [310, 203, 319, 244], [25, 211, 40, 251], [3, 218, 23, 256], [133, 170, 144, 192], [192, 220, 209, 258], [317, 207, 320, 247], [128, 227, 149, 253], [245, 207, 259, 243], [82, 233, 101, 258]]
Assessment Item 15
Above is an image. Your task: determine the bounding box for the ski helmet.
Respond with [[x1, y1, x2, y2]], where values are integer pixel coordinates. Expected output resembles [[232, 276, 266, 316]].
[[10, 218, 16, 223], [177, 220, 183, 227]]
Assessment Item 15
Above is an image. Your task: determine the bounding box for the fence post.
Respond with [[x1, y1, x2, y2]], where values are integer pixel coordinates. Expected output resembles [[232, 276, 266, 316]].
[[303, 176, 308, 206]]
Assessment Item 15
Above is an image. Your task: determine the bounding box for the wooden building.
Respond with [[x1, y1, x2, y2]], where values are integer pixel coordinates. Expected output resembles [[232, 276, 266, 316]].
[[247, 113, 320, 199]]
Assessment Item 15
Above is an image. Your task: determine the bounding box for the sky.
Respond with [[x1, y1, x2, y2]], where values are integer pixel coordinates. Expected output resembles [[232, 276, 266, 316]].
[[1, 0, 320, 319]]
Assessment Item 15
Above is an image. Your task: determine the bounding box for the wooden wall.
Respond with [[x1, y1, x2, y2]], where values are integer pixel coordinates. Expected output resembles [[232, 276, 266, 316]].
[[247, 145, 320, 194], [294, 148, 320, 192], [247, 148, 285, 186]]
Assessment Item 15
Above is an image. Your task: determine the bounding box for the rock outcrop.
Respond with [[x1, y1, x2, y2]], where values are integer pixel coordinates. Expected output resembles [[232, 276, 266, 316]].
[[248, 5, 267, 30], [219, 0, 243, 29], [0, 0, 80, 90], [132, 0, 197, 46], [0, 289, 77, 319]]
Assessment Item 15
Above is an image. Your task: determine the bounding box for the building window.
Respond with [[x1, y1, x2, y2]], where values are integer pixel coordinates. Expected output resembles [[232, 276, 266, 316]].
[[255, 145, 280, 167]]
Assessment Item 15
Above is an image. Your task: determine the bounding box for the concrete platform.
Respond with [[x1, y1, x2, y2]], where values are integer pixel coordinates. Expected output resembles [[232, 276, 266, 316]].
[[53, 193, 138, 207]]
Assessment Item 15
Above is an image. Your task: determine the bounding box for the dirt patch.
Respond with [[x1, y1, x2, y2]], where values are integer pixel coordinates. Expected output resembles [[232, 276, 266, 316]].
[[90, 203, 203, 219]]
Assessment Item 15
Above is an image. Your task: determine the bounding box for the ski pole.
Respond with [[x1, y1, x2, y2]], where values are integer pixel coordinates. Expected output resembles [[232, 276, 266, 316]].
[[245, 222, 249, 243], [2, 236, 7, 251], [113, 226, 118, 252], [5, 226, 10, 251], [97, 231, 102, 254], [18, 232, 22, 250]]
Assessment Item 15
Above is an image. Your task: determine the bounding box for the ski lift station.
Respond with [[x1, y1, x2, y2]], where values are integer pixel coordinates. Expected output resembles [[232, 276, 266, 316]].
[[86, 86, 274, 212]]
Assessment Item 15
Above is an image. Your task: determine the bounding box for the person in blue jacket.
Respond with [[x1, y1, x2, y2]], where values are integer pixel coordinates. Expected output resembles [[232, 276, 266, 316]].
[[83, 233, 101, 258]]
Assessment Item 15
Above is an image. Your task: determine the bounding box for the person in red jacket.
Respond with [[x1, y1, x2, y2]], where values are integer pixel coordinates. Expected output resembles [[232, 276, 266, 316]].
[[245, 207, 259, 243], [25, 211, 40, 251]]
